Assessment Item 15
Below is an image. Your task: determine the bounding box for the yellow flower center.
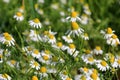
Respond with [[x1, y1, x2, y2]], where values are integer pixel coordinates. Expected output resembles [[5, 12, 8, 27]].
[[3, 32, 12, 40], [71, 11, 77, 17], [91, 73, 97, 80], [33, 62, 39, 66], [84, 33, 88, 37], [112, 34, 117, 39], [0, 54, 2, 58], [2, 74, 9, 78], [32, 76, 38, 80], [85, 50, 91, 54], [45, 50, 50, 54], [49, 34, 54, 39], [69, 44, 75, 49], [71, 22, 79, 30], [66, 77, 71, 80], [35, 4, 38, 9], [40, 67, 47, 73], [95, 46, 101, 50], [44, 31, 49, 35], [110, 56, 115, 63], [33, 50, 39, 54], [57, 42, 63, 47], [107, 27, 113, 34], [43, 55, 49, 61], [88, 57, 94, 62], [33, 18, 40, 23], [81, 75, 86, 80], [27, 47, 32, 51], [16, 12, 22, 17], [101, 61, 107, 67], [93, 69, 98, 74], [117, 59, 120, 64], [10, 60, 16, 65], [67, 36, 71, 40], [63, 71, 67, 75], [83, 67, 88, 72]]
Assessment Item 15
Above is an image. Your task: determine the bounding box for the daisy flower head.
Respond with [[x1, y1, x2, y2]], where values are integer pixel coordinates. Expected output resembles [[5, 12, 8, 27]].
[[62, 35, 73, 43], [81, 33, 89, 40], [0, 32, 15, 46], [29, 18, 42, 29], [79, 67, 89, 74], [93, 46, 103, 55], [0, 73, 11, 80], [68, 22, 84, 37], [100, 27, 115, 39], [48, 34, 56, 44], [96, 60, 109, 71], [30, 60, 40, 70], [31, 49, 41, 59], [89, 72, 100, 80], [80, 14, 89, 25], [13, 12, 24, 21], [74, 74, 90, 80], [84, 8, 91, 15], [66, 11, 81, 22], [106, 34, 120, 46], [37, 66, 48, 78], [18, 6, 24, 13], [82, 56, 96, 65]]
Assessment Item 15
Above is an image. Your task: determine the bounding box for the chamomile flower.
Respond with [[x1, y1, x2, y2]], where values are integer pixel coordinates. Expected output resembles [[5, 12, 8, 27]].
[[66, 11, 81, 22], [67, 43, 79, 57], [48, 34, 56, 44], [52, 42, 67, 51], [79, 67, 89, 74], [81, 33, 89, 40], [31, 49, 41, 59], [62, 35, 73, 43], [37, 66, 48, 78], [37, 9, 44, 15], [22, 46, 34, 54], [51, 3, 59, 10], [0, 32, 15, 46], [18, 6, 24, 13], [0, 73, 11, 80], [74, 74, 90, 80], [44, 19, 50, 25], [29, 18, 42, 28], [80, 14, 89, 25], [82, 56, 96, 65], [13, 12, 24, 21], [7, 60, 19, 68], [89, 72, 100, 80], [84, 8, 91, 15], [96, 60, 109, 71], [68, 22, 84, 36], [93, 46, 103, 55], [38, 50, 52, 64], [81, 49, 93, 60], [28, 30, 42, 42], [59, 71, 69, 80], [30, 60, 40, 70], [100, 27, 115, 39], [106, 34, 120, 46]]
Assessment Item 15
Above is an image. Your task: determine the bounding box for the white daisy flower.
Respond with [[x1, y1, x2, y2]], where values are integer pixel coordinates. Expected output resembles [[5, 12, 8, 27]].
[[0, 32, 15, 46], [28, 30, 42, 42], [44, 19, 50, 25], [79, 67, 89, 74], [67, 22, 84, 37], [51, 3, 59, 10], [96, 60, 109, 71], [29, 18, 42, 28], [52, 42, 68, 51], [66, 11, 81, 22], [106, 34, 120, 46], [7, 60, 19, 68], [0, 73, 11, 80], [18, 6, 24, 13], [80, 14, 89, 25], [62, 35, 73, 43], [93, 46, 103, 55], [31, 49, 41, 59], [38, 50, 52, 64], [13, 12, 24, 21], [22, 46, 33, 55], [30, 60, 40, 70], [84, 9, 91, 15], [81, 33, 89, 40], [74, 74, 90, 80], [82, 56, 96, 65], [81, 49, 93, 60], [89, 71, 100, 80], [37, 9, 44, 15], [100, 27, 115, 39], [59, 71, 69, 80], [48, 34, 56, 44]]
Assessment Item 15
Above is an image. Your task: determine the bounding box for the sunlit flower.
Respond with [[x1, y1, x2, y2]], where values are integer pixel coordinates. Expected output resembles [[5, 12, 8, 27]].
[[31, 49, 41, 59], [81, 49, 93, 60], [74, 74, 90, 80], [96, 60, 109, 71], [62, 35, 73, 43], [84, 8, 91, 15], [48, 34, 56, 44], [82, 56, 96, 65], [59, 71, 69, 80], [66, 11, 81, 22], [37, 66, 48, 78], [106, 34, 120, 46], [80, 14, 89, 25], [100, 27, 115, 39], [93, 46, 103, 55], [29, 18, 42, 28], [13, 12, 24, 21], [79, 67, 89, 74], [0, 73, 11, 80], [81, 33, 89, 40], [0, 32, 15, 46], [68, 22, 84, 36], [30, 60, 40, 70], [22, 46, 33, 55], [89, 72, 100, 80], [7, 60, 19, 68]]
